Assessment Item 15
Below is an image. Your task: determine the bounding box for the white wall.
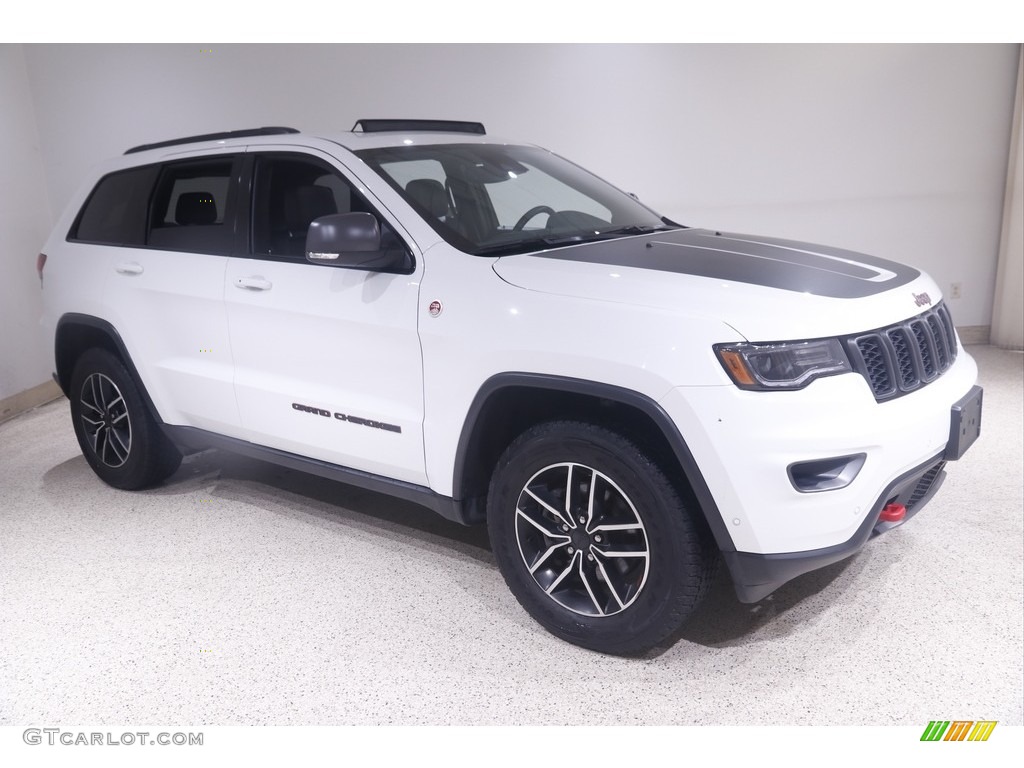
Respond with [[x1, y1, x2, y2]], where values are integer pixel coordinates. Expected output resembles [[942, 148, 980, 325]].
[[0, 45, 54, 401], [992, 48, 1023, 349], [5, 45, 1020, 398]]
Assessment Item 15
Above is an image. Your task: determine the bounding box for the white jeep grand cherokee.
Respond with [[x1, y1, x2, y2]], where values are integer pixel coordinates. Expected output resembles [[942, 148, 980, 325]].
[[38, 120, 982, 654]]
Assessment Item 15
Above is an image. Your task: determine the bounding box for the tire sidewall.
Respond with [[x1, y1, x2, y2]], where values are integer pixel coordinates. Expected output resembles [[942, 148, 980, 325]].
[[69, 349, 164, 489], [488, 424, 699, 654]]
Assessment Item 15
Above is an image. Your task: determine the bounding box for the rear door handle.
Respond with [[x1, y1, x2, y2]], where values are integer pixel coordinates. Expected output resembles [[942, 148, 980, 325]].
[[115, 261, 144, 275], [235, 276, 272, 291]]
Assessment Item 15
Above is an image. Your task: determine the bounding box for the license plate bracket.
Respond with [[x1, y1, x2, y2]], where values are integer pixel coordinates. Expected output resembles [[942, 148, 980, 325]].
[[945, 385, 983, 461]]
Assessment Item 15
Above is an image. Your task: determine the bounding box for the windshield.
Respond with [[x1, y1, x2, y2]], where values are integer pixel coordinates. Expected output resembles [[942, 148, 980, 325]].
[[355, 143, 677, 256]]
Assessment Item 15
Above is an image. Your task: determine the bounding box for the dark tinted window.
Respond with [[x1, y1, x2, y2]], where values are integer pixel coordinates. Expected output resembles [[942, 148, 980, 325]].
[[252, 156, 351, 259], [147, 158, 238, 255], [251, 154, 410, 269], [70, 165, 160, 245]]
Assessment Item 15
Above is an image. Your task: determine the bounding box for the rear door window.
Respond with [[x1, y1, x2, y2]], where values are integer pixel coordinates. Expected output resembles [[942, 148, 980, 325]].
[[146, 158, 240, 255]]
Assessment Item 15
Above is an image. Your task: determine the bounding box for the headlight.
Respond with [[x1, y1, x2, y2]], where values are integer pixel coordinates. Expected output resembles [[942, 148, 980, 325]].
[[714, 338, 851, 391]]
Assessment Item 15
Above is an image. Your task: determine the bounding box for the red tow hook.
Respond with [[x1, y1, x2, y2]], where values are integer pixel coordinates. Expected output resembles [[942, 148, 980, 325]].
[[879, 503, 907, 523]]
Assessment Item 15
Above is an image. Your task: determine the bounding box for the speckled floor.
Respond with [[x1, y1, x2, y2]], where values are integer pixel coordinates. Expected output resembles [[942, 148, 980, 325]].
[[1, 346, 1021, 726]]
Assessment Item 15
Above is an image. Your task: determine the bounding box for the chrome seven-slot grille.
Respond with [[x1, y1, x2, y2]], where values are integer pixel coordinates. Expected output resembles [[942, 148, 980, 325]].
[[844, 302, 958, 402]]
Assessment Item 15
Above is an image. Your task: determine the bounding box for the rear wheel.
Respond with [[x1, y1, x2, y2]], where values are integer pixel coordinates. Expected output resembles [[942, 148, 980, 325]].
[[69, 348, 182, 489], [487, 421, 715, 655]]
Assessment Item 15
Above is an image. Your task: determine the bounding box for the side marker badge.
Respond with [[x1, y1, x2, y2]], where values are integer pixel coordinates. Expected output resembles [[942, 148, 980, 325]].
[[428, 300, 443, 317]]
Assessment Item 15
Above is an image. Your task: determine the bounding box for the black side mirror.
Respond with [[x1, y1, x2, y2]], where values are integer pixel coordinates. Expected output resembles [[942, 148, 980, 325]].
[[305, 212, 411, 273], [306, 212, 380, 261]]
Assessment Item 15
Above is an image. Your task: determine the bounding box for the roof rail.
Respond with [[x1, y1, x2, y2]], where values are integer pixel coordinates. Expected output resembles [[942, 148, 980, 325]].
[[124, 126, 300, 155], [352, 119, 486, 135]]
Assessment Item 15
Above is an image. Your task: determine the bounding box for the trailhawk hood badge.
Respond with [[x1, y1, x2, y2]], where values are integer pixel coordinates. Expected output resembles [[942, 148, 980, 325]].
[[913, 291, 933, 307]]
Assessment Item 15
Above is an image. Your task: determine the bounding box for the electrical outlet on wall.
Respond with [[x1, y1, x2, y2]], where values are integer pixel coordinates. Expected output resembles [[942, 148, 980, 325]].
[[950, 282, 962, 300]]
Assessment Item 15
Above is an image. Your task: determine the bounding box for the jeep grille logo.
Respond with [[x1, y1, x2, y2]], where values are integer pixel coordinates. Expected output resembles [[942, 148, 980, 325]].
[[913, 291, 932, 307]]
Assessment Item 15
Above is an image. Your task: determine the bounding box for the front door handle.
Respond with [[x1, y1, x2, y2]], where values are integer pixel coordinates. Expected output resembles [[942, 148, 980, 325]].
[[115, 261, 144, 275], [235, 276, 273, 291]]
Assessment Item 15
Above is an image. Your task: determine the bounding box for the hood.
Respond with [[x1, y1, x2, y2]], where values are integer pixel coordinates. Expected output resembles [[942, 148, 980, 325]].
[[492, 228, 940, 340]]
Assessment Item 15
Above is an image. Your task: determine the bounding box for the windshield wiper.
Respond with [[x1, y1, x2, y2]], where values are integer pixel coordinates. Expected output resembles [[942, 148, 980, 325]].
[[472, 224, 681, 257], [472, 238, 553, 257], [537, 224, 678, 248], [594, 224, 678, 237]]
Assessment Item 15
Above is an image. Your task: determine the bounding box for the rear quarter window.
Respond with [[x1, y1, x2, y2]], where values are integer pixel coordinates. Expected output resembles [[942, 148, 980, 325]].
[[69, 165, 160, 245]]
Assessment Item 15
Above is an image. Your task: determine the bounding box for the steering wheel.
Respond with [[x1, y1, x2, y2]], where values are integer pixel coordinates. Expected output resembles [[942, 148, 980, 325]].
[[513, 206, 556, 232]]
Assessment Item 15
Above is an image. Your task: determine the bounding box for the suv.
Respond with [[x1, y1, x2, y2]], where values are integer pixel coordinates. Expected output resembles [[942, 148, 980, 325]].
[[39, 120, 982, 654]]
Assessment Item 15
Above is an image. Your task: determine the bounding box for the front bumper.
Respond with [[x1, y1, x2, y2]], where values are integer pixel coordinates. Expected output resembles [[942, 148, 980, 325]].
[[723, 450, 948, 603], [660, 350, 979, 555], [723, 383, 982, 602]]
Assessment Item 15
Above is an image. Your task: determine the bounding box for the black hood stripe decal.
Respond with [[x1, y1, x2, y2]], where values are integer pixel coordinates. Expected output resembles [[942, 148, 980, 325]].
[[695, 233, 899, 282], [530, 228, 920, 299], [653, 241, 887, 281]]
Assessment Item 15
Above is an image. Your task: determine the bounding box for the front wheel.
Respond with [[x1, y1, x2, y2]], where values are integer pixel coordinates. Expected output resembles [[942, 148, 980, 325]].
[[487, 421, 716, 655]]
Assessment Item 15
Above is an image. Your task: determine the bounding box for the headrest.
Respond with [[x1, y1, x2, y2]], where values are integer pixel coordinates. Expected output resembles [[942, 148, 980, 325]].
[[284, 186, 337, 230], [175, 192, 217, 225], [406, 179, 447, 219]]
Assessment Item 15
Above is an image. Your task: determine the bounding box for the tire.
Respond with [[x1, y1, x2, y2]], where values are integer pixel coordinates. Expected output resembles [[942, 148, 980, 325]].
[[487, 420, 715, 655], [69, 348, 182, 490]]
